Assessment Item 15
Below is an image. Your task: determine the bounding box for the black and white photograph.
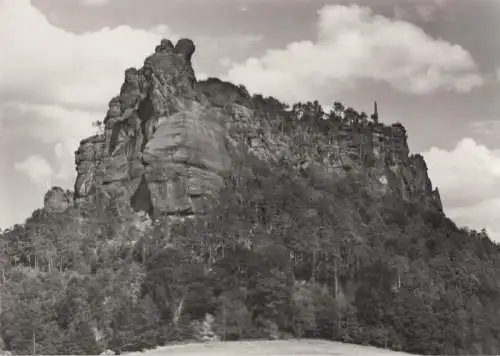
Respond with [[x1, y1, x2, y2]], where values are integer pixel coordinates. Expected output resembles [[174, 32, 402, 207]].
[[0, 0, 499, 354]]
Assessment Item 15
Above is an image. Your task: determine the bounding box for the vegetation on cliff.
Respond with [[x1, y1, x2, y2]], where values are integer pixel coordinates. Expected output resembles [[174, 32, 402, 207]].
[[1, 40, 499, 355]]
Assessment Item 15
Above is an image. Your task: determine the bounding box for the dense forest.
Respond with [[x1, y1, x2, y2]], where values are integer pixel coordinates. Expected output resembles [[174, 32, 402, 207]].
[[1, 96, 499, 355]]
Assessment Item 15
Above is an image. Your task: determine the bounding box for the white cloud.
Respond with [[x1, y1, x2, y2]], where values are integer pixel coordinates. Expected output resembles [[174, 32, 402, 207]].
[[14, 154, 54, 189], [1, 101, 99, 143], [54, 142, 64, 159], [0, 0, 179, 109], [80, 0, 113, 7], [0, 0, 181, 228], [1, 101, 101, 182], [0, 0, 247, 229], [223, 4, 483, 104], [220, 57, 233, 68], [423, 138, 500, 241]]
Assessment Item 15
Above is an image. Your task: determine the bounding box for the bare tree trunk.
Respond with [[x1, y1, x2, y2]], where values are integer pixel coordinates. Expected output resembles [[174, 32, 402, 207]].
[[334, 260, 339, 299], [32, 330, 36, 355], [208, 245, 212, 269], [311, 250, 316, 282], [223, 304, 227, 342], [173, 296, 185, 326]]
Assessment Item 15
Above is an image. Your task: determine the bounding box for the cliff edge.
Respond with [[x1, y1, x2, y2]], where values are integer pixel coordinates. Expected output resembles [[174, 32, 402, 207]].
[[72, 38, 442, 220]]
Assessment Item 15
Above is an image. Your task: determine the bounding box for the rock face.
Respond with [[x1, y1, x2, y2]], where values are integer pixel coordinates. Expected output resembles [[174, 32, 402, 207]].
[[75, 134, 105, 198], [74, 39, 231, 219], [44, 187, 73, 212], [142, 103, 230, 216], [74, 38, 442, 220], [327, 122, 442, 210], [282, 118, 442, 211]]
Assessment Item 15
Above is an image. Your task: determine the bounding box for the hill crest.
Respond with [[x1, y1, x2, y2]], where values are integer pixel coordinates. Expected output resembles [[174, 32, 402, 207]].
[[69, 38, 442, 220]]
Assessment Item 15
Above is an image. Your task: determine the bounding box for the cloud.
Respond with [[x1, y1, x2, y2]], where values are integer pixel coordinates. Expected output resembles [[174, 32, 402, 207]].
[[194, 34, 263, 58], [220, 57, 233, 68], [0, 0, 257, 228], [1, 101, 101, 182], [223, 4, 483, 104], [423, 138, 500, 241], [393, 0, 449, 22], [14, 154, 54, 189], [470, 120, 500, 137], [80, 0, 113, 7], [0, 0, 181, 228], [1, 102, 99, 143], [0, 0, 179, 110]]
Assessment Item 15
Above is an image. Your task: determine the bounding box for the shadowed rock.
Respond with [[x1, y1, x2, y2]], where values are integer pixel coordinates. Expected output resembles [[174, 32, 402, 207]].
[[74, 38, 230, 217], [161, 38, 174, 51], [174, 38, 195, 61], [155, 39, 175, 53]]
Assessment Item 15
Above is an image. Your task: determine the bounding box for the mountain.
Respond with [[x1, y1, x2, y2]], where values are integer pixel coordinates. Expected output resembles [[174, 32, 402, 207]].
[[72, 38, 441, 220], [1, 39, 500, 356]]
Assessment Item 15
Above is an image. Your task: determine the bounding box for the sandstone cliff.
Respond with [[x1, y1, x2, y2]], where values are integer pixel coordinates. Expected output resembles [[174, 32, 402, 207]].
[[74, 39, 231, 219], [44, 187, 73, 213], [72, 38, 442, 220]]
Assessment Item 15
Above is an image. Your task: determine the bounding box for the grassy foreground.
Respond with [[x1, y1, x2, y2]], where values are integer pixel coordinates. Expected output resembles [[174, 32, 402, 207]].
[[123, 340, 418, 356]]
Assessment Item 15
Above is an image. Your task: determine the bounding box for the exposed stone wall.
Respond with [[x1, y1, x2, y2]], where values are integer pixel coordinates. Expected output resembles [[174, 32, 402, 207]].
[[73, 38, 442, 220], [74, 39, 232, 219]]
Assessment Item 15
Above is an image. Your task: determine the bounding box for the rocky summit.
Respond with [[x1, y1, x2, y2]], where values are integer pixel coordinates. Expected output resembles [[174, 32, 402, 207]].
[[6, 38, 500, 356], [74, 38, 230, 219], [73, 38, 442, 220]]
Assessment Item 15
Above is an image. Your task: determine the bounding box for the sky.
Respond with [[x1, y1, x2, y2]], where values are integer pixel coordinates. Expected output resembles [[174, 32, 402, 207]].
[[0, 0, 499, 240]]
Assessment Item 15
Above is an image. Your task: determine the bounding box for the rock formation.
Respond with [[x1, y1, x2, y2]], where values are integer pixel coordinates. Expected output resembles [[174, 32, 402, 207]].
[[43, 187, 73, 213], [73, 38, 442, 221], [74, 39, 231, 219]]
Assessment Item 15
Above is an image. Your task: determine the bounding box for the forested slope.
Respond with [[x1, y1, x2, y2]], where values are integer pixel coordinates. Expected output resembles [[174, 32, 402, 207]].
[[1, 39, 499, 355]]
